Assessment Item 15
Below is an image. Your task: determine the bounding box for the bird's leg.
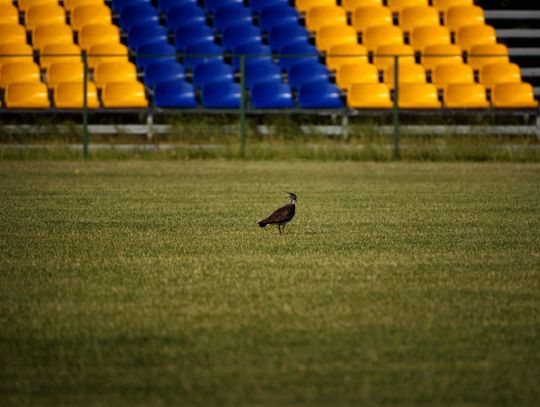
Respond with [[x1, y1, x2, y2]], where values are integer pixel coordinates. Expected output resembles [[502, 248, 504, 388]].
[[278, 225, 282, 235], [282, 224, 286, 234]]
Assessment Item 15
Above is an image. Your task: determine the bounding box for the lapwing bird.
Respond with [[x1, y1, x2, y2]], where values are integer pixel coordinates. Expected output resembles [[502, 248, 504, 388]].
[[258, 192, 297, 235]]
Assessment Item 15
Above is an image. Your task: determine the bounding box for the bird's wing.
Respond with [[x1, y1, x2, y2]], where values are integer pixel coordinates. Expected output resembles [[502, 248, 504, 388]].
[[260, 204, 295, 224]]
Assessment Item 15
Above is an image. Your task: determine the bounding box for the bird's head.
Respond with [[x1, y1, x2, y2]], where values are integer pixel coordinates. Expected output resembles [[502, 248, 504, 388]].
[[286, 191, 297, 204]]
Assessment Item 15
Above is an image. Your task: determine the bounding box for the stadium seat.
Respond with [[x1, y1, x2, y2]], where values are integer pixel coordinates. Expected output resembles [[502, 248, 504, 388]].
[[70, 4, 111, 32], [251, 82, 295, 108], [5, 82, 50, 108], [288, 62, 330, 89], [18, 0, 58, 12], [25, 4, 66, 31], [40, 43, 82, 70], [326, 43, 369, 71], [480, 62, 522, 89], [202, 81, 242, 108], [347, 82, 393, 108], [398, 83, 441, 108], [192, 61, 234, 89], [298, 81, 343, 108], [0, 24, 27, 46], [136, 42, 177, 70], [468, 43, 509, 72], [54, 81, 100, 108], [0, 4, 19, 25], [174, 25, 215, 51], [232, 42, 273, 70], [101, 82, 148, 108], [144, 61, 185, 89], [268, 24, 309, 52], [306, 6, 347, 32], [154, 80, 198, 107], [46, 61, 84, 88], [444, 83, 489, 108], [183, 42, 225, 70], [94, 61, 138, 88], [110, 0, 151, 13], [363, 25, 404, 53], [445, 5, 484, 33], [0, 43, 34, 69], [432, 0, 473, 15], [244, 62, 282, 88], [78, 24, 120, 50], [259, 5, 299, 32], [0, 62, 41, 88], [387, 0, 428, 14], [385, 63, 426, 88], [166, 4, 206, 31], [456, 25, 496, 54], [295, 0, 335, 13], [342, 0, 382, 13], [432, 63, 473, 90], [278, 42, 320, 70], [410, 25, 450, 53], [316, 24, 357, 53], [88, 43, 129, 69], [421, 43, 462, 71], [214, 5, 253, 32], [250, 0, 288, 13], [64, 0, 106, 14], [352, 6, 393, 36], [373, 43, 415, 73], [119, 5, 160, 31], [205, 0, 243, 13], [127, 23, 168, 51], [400, 6, 440, 34], [336, 62, 378, 90], [159, 0, 198, 13], [491, 83, 538, 108], [32, 24, 73, 50]]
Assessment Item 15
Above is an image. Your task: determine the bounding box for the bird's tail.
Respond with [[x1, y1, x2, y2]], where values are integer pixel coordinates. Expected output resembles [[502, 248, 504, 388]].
[[258, 221, 267, 227]]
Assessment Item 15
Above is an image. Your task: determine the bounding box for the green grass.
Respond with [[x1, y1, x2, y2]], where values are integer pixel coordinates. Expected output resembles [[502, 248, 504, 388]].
[[1, 161, 539, 406]]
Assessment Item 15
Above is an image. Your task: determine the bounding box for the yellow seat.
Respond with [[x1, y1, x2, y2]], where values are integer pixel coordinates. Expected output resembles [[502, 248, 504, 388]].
[[5, 82, 50, 108], [347, 82, 393, 108], [32, 24, 73, 50], [444, 83, 489, 108], [102, 82, 148, 108], [316, 24, 357, 52], [18, 0, 58, 12], [71, 4, 112, 32], [306, 5, 346, 32], [78, 24, 120, 50], [373, 43, 415, 72], [88, 43, 129, 69], [0, 4, 20, 25], [25, 4, 66, 31], [398, 83, 441, 108], [46, 61, 85, 88], [0, 61, 41, 88], [432, 0, 473, 15], [456, 24, 496, 54], [445, 5, 484, 33], [40, 43, 81, 69], [64, 0, 105, 13], [0, 43, 34, 69], [342, 0, 382, 13], [387, 0, 428, 14], [400, 6, 440, 34], [352, 6, 392, 36], [336, 62, 378, 90], [480, 62, 521, 89], [492, 82, 538, 108], [432, 63, 473, 90], [410, 25, 450, 53], [94, 61, 137, 88], [295, 0, 335, 13], [468, 43, 509, 71], [326, 43, 368, 71], [421, 43, 462, 71], [385, 63, 426, 88], [363, 25, 404, 53], [0, 24, 27, 46], [54, 81, 100, 108]]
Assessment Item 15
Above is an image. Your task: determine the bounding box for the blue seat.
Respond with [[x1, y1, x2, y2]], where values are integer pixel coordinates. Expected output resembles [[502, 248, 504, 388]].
[[269, 23, 310, 52], [158, 0, 196, 13], [174, 25, 215, 51], [202, 81, 242, 108], [279, 42, 319, 70], [249, 0, 288, 13], [154, 80, 198, 108], [183, 42, 225, 70], [259, 5, 299, 32], [298, 82, 343, 109], [245, 62, 282, 88], [119, 5, 160, 31], [213, 5, 253, 32], [205, 0, 243, 13], [111, 0, 151, 13], [288, 62, 329, 89], [222, 24, 262, 51], [127, 23, 168, 51], [167, 5, 206, 31], [192, 61, 234, 89], [144, 61, 185, 88], [136, 42, 177, 69], [232, 42, 272, 71], [251, 82, 295, 108]]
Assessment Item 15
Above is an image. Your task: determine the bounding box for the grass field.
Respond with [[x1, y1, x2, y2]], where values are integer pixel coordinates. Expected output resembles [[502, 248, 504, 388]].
[[1, 160, 539, 406]]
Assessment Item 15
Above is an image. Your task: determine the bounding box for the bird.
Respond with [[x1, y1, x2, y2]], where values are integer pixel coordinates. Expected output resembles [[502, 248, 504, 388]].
[[258, 192, 297, 235]]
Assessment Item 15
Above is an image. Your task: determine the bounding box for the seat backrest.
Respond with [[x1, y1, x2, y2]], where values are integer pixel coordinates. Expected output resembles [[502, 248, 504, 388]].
[[352, 6, 392, 34], [342, 0, 382, 13], [46, 61, 84, 88], [71, 4, 111, 31], [222, 24, 262, 51], [336, 62, 378, 89], [214, 5, 253, 32], [0, 24, 27, 46], [54, 81, 100, 108], [5, 82, 50, 108], [192, 61, 234, 89], [480, 62, 521, 88], [298, 81, 343, 108], [432, 0, 473, 15], [410, 25, 450, 53], [444, 83, 489, 108], [0, 43, 34, 69], [445, 5, 484, 33], [456, 24, 496, 53], [385, 63, 426, 88], [32, 24, 73, 50], [326, 43, 368, 71], [363, 25, 404, 53], [373, 43, 415, 72], [288, 62, 329, 89], [268, 23, 309, 51], [400, 6, 440, 33], [387, 0, 428, 14], [492, 82, 538, 108], [432, 63, 473, 89], [259, 5, 298, 32], [40, 43, 81, 70], [78, 24, 120, 50], [0, 61, 41, 88], [26, 4, 66, 31], [316, 24, 358, 53], [251, 82, 295, 109], [421, 43, 462, 71], [306, 5, 347, 32], [295, 0, 335, 13], [94, 61, 137, 87], [101, 81, 148, 108], [398, 83, 441, 108], [347, 82, 393, 108], [166, 4, 205, 30], [468, 43, 509, 71], [144, 61, 185, 88]]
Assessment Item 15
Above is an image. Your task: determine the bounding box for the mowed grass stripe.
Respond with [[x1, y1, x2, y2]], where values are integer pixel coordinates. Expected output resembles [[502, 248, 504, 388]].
[[0, 161, 539, 406]]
